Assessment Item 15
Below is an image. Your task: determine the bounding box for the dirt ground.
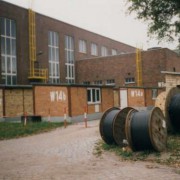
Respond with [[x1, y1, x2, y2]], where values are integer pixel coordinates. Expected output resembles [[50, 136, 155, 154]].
[[0, 120, 179, 180]]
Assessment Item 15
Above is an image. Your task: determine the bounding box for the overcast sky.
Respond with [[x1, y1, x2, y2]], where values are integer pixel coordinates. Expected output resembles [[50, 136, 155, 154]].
[[2, 0, 179, 50]]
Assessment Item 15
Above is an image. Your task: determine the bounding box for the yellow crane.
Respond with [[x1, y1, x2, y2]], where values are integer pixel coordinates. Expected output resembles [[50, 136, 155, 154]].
[[136, 48, 143, 86], [28, 1, 48, 82]]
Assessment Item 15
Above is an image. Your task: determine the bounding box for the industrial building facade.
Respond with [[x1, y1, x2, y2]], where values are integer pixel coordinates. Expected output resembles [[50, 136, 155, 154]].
[[0, 1, 135, 86], [1, 1, 180, 121], [77, 48, 180, 87]]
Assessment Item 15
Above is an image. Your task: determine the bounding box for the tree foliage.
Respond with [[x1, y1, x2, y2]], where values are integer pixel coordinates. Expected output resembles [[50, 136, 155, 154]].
[[127, 0, 180, 42]]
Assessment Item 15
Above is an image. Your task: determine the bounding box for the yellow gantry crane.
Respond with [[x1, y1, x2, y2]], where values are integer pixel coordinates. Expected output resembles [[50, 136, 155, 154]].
[[28, 1, 48, 82], [136, 48, 143, 86]]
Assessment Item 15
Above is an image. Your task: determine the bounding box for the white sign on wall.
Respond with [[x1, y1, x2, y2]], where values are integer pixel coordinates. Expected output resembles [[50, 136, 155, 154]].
[[50, 91, 66, 102], [131, 90, 143, 97]]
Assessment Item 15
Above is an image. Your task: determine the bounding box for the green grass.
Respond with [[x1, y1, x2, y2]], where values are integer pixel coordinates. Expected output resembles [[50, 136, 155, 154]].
[[0, 122, 65, 140], [95, 134, 180, 168]]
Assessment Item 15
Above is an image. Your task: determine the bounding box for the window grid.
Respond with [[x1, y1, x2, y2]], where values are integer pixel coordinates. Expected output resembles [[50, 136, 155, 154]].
[[87, 88, 101, 104], [106, 79, 115, 85], [91, 43, 98, 56], [79, 39, 87, 53], [0, 18, 17, 85], [125, 77, 135, 84], [48, 31, 60, 83], [94, 80, 102, 85], [65, 35, 75, 83]]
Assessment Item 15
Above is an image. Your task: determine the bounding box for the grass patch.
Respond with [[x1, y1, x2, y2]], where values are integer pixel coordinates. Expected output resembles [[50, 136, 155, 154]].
[[0, 122, 65, 140], [95, 134, 180, 168]]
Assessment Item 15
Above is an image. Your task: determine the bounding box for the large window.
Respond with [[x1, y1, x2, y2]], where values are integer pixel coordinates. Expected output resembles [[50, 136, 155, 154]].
[[87, 88, 101, 104], [91, 43, 98, 56], [65, 35, 75, 83], [101, 46, 108, 56], [79, 39, 87, 53], [48, 31, 60, 83], [0, 18, 17, 85]]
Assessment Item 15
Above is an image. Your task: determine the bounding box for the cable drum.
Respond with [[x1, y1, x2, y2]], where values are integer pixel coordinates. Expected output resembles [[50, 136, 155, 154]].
[[127, 107, 167, 152], [99, 107, 120, 144], [113, 107, 135, 146], [168, 94, 180, 132]]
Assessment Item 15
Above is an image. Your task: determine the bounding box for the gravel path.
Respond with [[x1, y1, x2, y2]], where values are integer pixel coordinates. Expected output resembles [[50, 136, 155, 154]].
[[0, 120, 179, 180]]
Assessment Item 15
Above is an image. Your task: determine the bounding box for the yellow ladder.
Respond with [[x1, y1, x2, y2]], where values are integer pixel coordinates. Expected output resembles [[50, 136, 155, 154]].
[[28, 9, 48, 82], [136, 48, 143, 86]]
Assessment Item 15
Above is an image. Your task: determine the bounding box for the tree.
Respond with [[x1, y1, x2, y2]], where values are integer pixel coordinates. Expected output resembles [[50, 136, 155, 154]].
[[127, 0, 180, 42]]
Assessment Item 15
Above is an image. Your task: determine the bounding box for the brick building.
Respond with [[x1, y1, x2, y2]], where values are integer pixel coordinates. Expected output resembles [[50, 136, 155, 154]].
[[0, 1, 135, 85], [1, 1, 180, 121], [77, 48, 180, 87]]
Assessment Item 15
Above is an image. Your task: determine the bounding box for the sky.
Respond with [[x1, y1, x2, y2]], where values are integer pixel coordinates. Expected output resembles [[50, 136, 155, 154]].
[[2, 0, 179, 50]]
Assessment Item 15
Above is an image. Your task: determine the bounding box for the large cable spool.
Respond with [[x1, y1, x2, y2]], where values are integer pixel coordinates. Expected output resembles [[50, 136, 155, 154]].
[[99, 107, 120, 144], [168, 94, 180, 132], [126, 107, 167, 152], [155, 87, 180, 132], [113, 107, 135, 146]]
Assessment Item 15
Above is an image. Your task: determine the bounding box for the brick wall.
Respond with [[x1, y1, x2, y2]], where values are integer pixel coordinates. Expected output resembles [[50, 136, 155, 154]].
[[34, 86, 68, 117], [77, 53, 136, 86], [163, 73, 180, 92], [70, 87, 87, 116], [4, 89, 33, 117], [101, 88, 114, 112], [128, 88, 145, 107]]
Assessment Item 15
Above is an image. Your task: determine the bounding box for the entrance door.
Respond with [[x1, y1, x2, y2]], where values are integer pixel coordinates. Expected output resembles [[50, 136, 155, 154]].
[[120, 89, 128, 109]]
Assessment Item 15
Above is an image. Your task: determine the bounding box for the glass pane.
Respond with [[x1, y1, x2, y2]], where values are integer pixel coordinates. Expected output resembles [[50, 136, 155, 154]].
[[92, 89, 96, 102], [1, 37, 5, 54], [6, 19, 10, 36], [0, 18, 5, 35], [7, 57, 11, 73], [12, 39, 16, 55], [11, 20, 16, 37], [12, 75, 17, 85], [87, 89, 91, 102], [7, 75, 11, 85], [1, 56, 5, 73], [12, 58, 17, 73], [48, 47, 51, 60], [6, 38, 11, 55], [56, 48, 59, 61], [96, 89, 100, 101], [55, 33, 59, 46]]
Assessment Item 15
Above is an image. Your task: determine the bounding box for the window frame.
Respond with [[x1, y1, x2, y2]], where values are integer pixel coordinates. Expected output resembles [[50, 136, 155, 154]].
[[65, 35, 75, 84], [125, 77, 135, 84], [48, 31, 60, 84], [101, 46, 108, 56], [0, 17, 17, 85], [91, 43, 98, 56], [87, 88, 101, 104], [106, 79, 115, 85], [79, 39, 87, 53], [112, 49, 117, 55]]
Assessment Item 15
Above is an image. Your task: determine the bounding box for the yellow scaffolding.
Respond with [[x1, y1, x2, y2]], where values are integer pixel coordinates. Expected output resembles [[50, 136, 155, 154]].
[[28, 9, 48, 82], [136, 48, 143, 86]]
